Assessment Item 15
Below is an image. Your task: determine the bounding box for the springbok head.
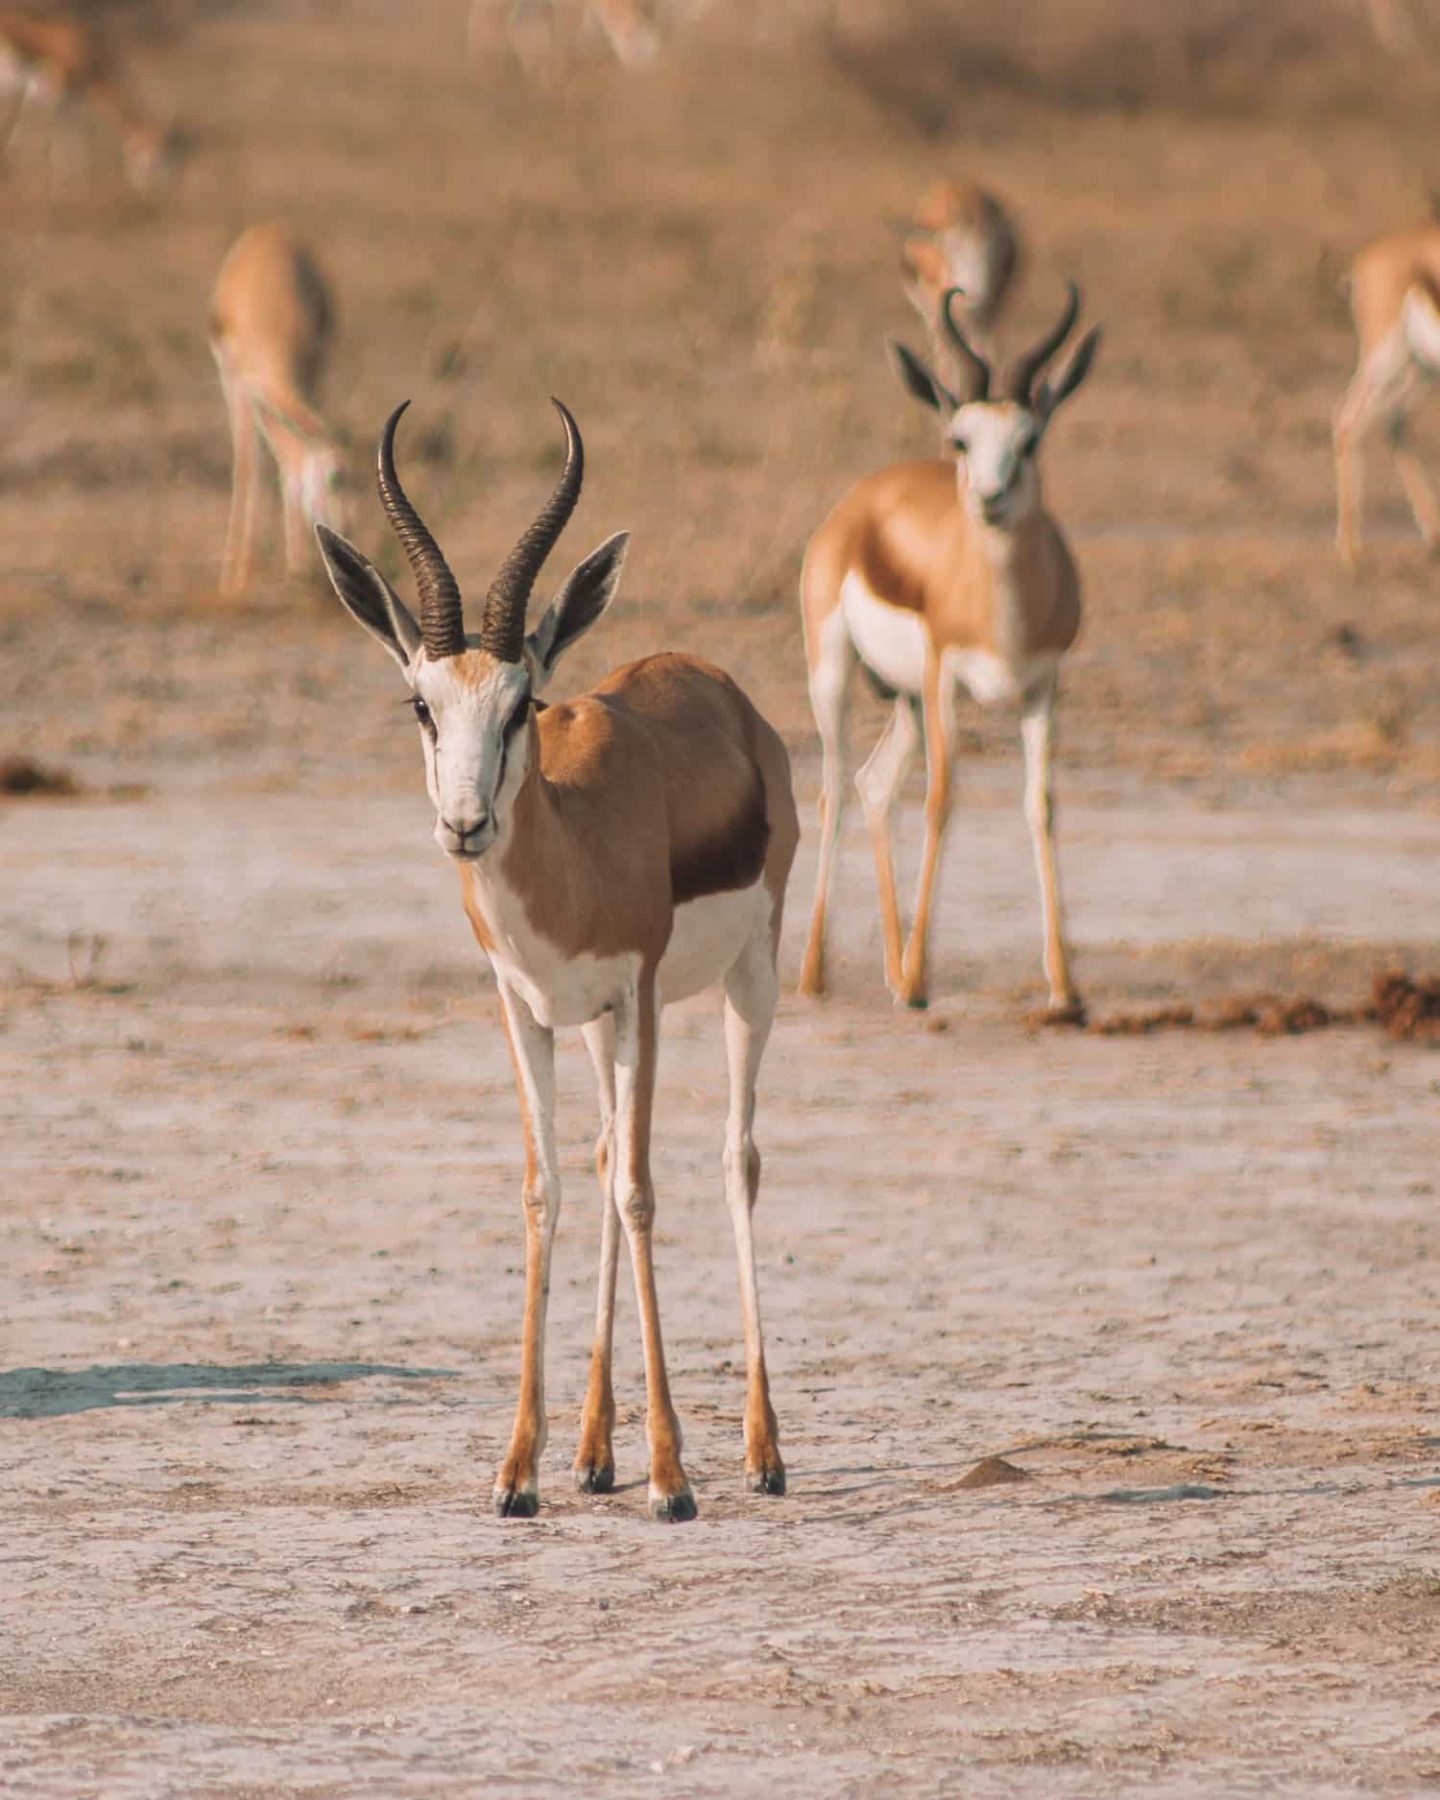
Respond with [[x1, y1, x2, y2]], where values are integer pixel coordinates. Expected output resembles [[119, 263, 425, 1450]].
[[891, 283, 1101, 529], [316, 400, 627, 864]]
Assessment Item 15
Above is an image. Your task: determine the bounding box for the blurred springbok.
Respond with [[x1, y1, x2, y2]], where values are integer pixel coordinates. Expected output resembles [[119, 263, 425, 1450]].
[[798, 285, 1100, 1016], [0, 4, 175, 189], [897, 180, 1022, 368], [1334, 223, 1440, 566], [1365, 0, 1416, 51], [210, 224, 350, 595], [472, 0, 660, 75], [315, 401, 797, 1522]]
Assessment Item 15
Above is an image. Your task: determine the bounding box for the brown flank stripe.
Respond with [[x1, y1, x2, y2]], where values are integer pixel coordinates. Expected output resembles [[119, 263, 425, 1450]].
[[671, 768, 770, 906]]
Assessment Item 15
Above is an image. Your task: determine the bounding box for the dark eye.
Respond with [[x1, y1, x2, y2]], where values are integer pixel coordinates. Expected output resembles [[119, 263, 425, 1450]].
[[411, 696, 434, 732], [1020, 434, 1039, 457], [502, 695, 530, 740], [951, 436, 968, 454]]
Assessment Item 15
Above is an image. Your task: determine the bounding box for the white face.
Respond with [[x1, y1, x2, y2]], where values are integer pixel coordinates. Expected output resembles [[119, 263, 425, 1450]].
[[406, 652, 533, 862], [946, 399, 1043, 527]]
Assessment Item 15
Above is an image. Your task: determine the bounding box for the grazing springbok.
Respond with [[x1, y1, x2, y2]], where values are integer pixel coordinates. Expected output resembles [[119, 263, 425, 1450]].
[[472, 0, 660, 75], [1334, 224, 1440, 566], [798, 284, 1100, 1017], [316, 401, 797, 1522], [0, 4, 174, 189], [897, 180, 1022, 368], [210, 224, 349, 595]]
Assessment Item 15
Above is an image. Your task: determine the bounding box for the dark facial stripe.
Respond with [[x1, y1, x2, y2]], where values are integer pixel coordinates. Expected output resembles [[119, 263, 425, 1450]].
[[671, 770, 770, 907]]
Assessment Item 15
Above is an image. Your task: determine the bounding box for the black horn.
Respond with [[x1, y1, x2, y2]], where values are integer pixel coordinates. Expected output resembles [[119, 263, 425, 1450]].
[[1006, 282, 1080, 403], [479, 398, 584, 664], [939, 286, 990, 402], [377, 401, 466, 661]]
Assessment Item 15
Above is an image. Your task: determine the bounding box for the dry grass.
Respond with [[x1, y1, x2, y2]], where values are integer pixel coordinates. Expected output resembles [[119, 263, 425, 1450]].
[[2, 0, 1439, 806]]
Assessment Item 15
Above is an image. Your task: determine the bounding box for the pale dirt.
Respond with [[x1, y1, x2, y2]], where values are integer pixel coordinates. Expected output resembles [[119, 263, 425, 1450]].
[[5, 0, 1440, 1793], [4, 781, 1440, 1798]]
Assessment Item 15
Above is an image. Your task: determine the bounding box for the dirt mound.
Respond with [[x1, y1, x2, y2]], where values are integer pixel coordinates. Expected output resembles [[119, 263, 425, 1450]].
[[1083, 970, 1440, 1042], [0, 759, 80, 798]]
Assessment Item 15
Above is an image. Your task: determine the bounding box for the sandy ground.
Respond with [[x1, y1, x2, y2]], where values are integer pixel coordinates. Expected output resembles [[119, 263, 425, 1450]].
[[5, 0, 1440, 1791], [4, 780, 1440, 1798]]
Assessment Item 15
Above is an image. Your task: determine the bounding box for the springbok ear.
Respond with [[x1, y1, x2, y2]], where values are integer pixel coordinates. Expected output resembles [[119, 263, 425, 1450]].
[[889, 339, 958, 415], [1036, 326, 1102, 422], [315, 524, 421, 670], [528, 531, 628, 685]]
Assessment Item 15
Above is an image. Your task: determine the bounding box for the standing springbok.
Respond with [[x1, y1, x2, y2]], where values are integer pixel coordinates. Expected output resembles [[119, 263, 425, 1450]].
[[897, 180, 1022, 369], [210, 224, 350, 595], [798, 285, 1099, 1017], [1334, 224, 1440, 566], [316, 400, 797, 1522], [0, 4, 175, 189]]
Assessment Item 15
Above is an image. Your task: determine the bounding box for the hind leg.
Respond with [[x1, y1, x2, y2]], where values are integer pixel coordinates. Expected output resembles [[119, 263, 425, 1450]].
[[723, 931, 784, 1495], [1334, 362, 1375, 569], [855, 694, 921, 1002], [1388, 413, 1440, 551], [798, 605, 855, 997]]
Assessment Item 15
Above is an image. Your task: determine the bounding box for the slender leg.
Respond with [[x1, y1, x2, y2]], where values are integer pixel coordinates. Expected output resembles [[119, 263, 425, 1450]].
[[798, 605, 855, 997], [854, 694, 921, 1001], [1334, 361, 1374, 569], [1389, 417, 1440, 551], [493, 981, 560, 1518], [898, 666, 953, 1009], [612, 974, 693, 1521], [723, 933, 785, 1495], [218, 364, 262, 595], [1021, 677, 1083, 1020], [574, 1014, 620, 1493], [281, 456, 309, 574]]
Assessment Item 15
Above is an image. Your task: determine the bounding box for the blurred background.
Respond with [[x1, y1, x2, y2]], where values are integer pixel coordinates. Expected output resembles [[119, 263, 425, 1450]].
[[4, 0, 1440, 806]]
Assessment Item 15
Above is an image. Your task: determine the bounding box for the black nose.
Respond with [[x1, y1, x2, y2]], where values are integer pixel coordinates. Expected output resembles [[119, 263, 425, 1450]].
[[444, 812, 490, 843]]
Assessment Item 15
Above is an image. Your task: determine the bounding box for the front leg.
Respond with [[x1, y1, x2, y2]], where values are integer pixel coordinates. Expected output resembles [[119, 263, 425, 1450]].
[[1021, 677, 1083, 1022], [613, 973, 695, 1521], [494, 980, 560, 1518], [898, 666, 953, 1009], [574, 1014, 619, 1493]]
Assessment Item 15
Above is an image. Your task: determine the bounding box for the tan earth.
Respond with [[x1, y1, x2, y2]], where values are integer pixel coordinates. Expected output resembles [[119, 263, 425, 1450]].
[[4, 3, 1440, 1795]]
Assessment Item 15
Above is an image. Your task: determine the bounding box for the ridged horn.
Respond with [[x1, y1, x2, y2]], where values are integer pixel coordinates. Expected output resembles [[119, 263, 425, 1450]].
[[1006, 282, 1080, 403], [479, 397, 583, 664], [376, 401, 466, 661], [939, 286, 990, 402]]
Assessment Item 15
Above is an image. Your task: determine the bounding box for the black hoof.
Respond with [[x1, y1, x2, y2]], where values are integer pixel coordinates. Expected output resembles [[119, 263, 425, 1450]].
[[747, 1465, 786, 1496], [493, 1485, 539, 1519], [649, 1487, 698, 1523], [575, 1461, 615, 1495]]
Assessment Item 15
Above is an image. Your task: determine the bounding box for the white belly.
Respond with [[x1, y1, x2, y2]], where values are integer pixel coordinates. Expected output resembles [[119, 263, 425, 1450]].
[[468, 864, 768, 1026], [841, 572, 927, 695], [657, 878, 771, 1006], [944, 646, 1059, 708], [1403, 285, 1440, 376]]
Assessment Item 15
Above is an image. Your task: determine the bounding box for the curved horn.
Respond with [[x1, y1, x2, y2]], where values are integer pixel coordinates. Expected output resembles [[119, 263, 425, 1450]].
[[939, 287, 990, 402], [376, 401, 466, 661], [1006, 282, 1080, 403], [479, 397, 583, 664]]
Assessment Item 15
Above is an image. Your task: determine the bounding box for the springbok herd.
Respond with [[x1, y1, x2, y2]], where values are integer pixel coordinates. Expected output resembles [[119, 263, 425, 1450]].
[[8, 3, 1440, 1523]]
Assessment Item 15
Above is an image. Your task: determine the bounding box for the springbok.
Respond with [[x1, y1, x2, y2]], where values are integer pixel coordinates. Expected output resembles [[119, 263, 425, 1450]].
[[897, 180, 1022, 368], [210, 224, 349, 595], [1334, 224, 1440, 566], [472, 0, 660, 75], [0, 4, 174, 189], [798, 284, 1100, 1017], [316, 400, 797, 1522]]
